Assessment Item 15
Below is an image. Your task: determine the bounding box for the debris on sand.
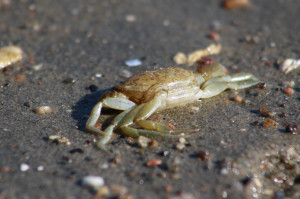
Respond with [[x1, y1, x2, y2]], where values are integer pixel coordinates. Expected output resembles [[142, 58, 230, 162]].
[[82, 175, 105, 190], [0, 45, 23, 69], [222, 0, 250, 10], [280, 58, 300, 74], [173, 43, 221, 66]]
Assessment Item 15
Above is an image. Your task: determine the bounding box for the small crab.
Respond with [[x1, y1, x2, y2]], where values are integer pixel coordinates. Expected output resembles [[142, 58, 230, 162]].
[[86, 63, 259, 152]]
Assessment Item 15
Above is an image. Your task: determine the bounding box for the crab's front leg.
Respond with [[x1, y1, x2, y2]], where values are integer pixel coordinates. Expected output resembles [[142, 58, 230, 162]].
[[86, 91, 136, 152], [197, 63, 259, 98]]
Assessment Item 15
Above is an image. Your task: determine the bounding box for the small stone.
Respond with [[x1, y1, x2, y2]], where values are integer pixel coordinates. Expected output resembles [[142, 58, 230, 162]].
[[176, 143, 185, 150], [48, 135, 71, 145], [173, 52, 187, 65], [125, 14, 136, 22], [283, 88, 294, 95], [82, 175, 105, 190], [110, 184, 128, 196], [63, 77, 75, 84], [262, 118, 278, 128], [34, 106, 52, 114], [234, 95, 245, 103], [20, 163, 30, 172], [37, 165, 44, 171], [208, 32, 220, 41], [178, 137, 186, 144], [94, 185, 110, 198], [95, 73, 103, 78], [14, 74, 25, 83], [137, 136, 151, 148], [146, 159, 162, 167], [222, 0, 250, 9], [119, 69, 132, 78], [197, 150, 210, 160], [149, 140, 158, 147], [125, 59, 142, 67], [259, 106, 276, 117], [32, 63, 43, 71]]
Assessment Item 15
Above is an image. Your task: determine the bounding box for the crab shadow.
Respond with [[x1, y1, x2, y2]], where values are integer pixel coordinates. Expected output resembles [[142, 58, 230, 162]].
[[71, 88, 117, 133]]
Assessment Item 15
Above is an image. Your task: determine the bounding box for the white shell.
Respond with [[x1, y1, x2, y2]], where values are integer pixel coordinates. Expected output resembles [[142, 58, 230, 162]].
[[82, 175, 105, 189]]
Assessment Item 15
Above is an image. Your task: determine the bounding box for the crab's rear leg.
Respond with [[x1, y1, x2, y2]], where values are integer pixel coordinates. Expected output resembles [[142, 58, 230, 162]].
[[86, 92, 136, 152]]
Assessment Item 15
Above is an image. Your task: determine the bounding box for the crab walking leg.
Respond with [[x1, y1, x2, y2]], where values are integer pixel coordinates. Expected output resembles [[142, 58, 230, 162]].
[[86, 101, 104, 134], [202, 73, 258, 89], [96, 108, 133, 152], [119, 91, 185, 139], [200, 73, 259, 98], [86, 93, 137, 151]]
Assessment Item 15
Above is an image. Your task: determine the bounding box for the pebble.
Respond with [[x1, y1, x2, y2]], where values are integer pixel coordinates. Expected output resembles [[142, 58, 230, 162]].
[[32, 64, 43, 71], [137, 136, 151, 148], [146, 159, 162, 167], [178, 137, 186, 144], [262, 118, 278, 128], [283, 88, 294, 95], [119, 69, 132, 78], [37, 165, 44, 171], [234, 95, 245, 103], [14, 74, 25, 83], [48, 135, 71, 145], [20, 163, 30, 172], [222, 0, 250, 9], [176, 143, 185, 150], [125, 58, 142, 67], [173, 52, 187, 65], [125, 14, 136, 22], [63, 77, 75, 84], [82, 175, 105, 190], [95, 73, 103, 78], [259, 106, 276, 118], [34, 106, 52, 114]]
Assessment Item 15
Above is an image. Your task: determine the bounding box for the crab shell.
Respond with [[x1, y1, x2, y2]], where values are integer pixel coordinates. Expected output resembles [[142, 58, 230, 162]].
[[114, 67, 204, 108]]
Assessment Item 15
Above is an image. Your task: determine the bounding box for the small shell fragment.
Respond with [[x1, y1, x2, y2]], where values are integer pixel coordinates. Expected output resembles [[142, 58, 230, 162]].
[[0, 45, 23, 69], [222, 0, 250, 9], [187, 43, 221, 66], [173, 52, 187, 65], [262, 118, 278, 128], [280, 58, 300, 74], [20, 163, 30, 172], [137, 136, 151, 148], [82, 175, 105, 190], [125, 58, 142, 67], [173, 44, 221, 66], [146, 159, 162, 167], [34, 106, 52, 114], [283, 88, 294, 95], [48, 135, 71, 145]]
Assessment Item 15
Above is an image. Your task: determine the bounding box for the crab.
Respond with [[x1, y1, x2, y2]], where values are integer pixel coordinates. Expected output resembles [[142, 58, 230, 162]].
[[86, 63, 259, 152]]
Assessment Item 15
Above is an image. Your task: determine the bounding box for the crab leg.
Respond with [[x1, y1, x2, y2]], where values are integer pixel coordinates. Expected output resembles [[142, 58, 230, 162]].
[[86, 92, 136, 152], [118, 91, 188, 139], [200, 73, 259, 98]]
